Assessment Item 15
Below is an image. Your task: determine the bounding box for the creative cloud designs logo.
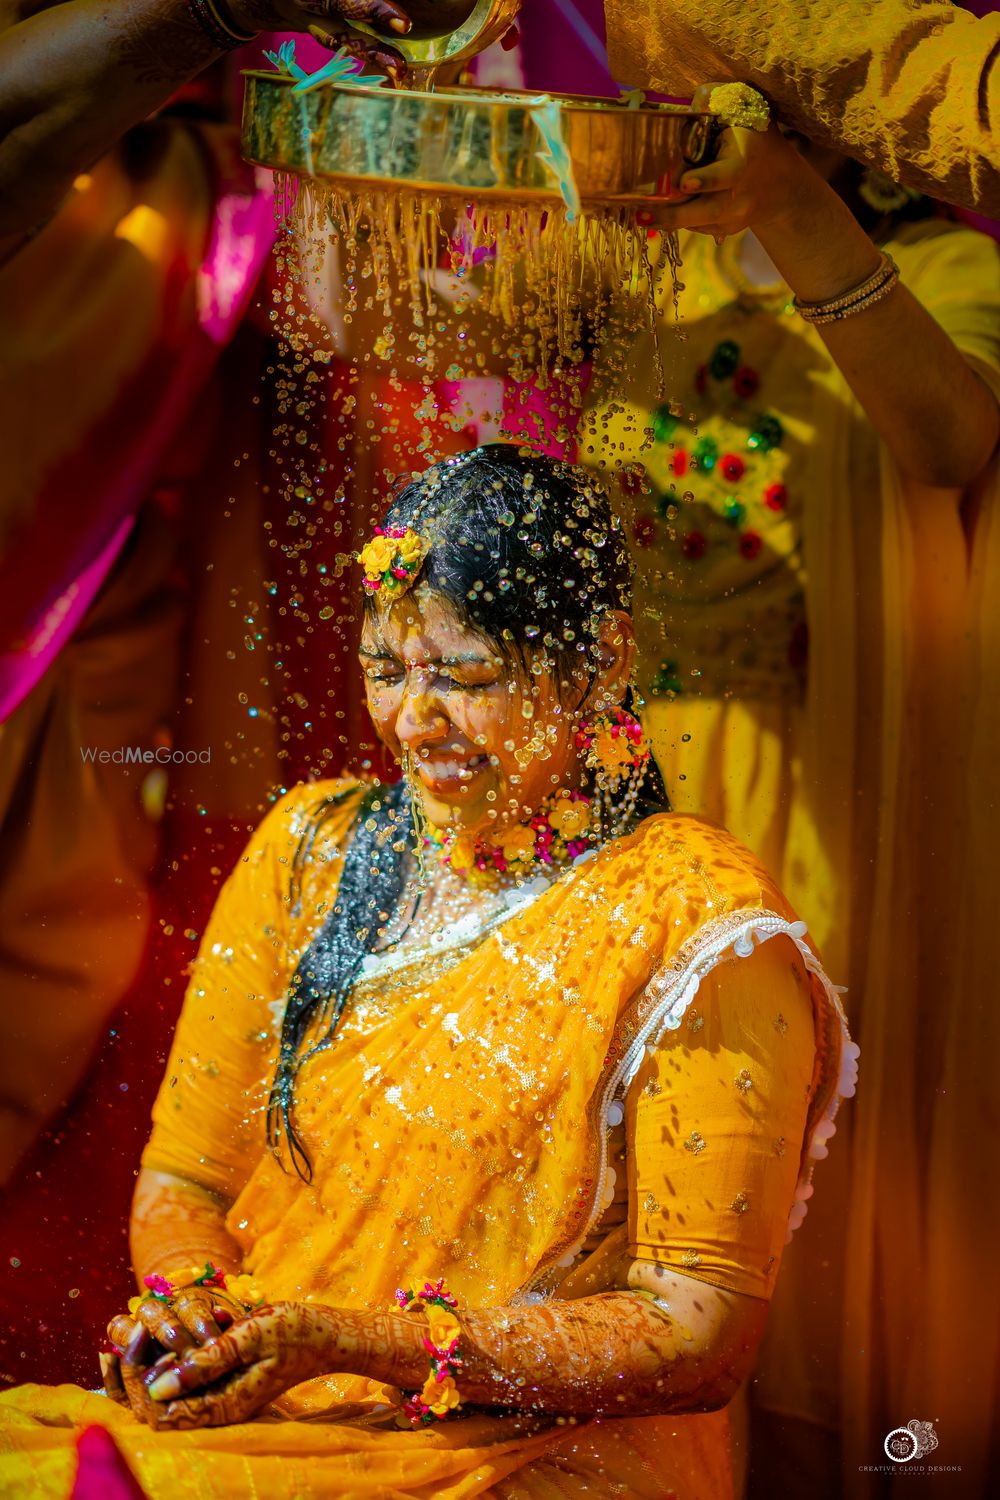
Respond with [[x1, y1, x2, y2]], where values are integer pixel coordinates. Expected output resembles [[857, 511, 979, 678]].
[[883, 1421, 939, 1463]]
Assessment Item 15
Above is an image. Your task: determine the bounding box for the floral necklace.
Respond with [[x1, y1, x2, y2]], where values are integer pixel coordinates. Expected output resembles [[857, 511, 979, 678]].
[[424, 788, 596, 885]]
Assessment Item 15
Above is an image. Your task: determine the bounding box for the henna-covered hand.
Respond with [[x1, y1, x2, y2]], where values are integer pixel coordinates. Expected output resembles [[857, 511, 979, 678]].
[[105, 1285, 244, 1357], [140, 1284, 246, 1350], [143, 1302, 340, 1429], [102, 1279, 246, 1420]]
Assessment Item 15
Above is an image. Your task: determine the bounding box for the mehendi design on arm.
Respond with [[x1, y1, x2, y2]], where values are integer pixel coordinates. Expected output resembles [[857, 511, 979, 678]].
[[455, 1293, 744, 1417], [144, 1290, 757, 1428], [129, 1171, 244, 1285], [111, 0, 220, 88]]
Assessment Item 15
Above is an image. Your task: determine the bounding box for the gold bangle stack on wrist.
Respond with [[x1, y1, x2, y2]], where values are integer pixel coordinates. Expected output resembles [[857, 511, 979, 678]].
[[186, 0, 257, 51], [793, 251, 900, 326]]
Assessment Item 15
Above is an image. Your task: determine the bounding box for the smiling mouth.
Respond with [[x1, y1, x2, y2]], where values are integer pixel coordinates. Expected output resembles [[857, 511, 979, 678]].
[[415, 753, 490, 791]]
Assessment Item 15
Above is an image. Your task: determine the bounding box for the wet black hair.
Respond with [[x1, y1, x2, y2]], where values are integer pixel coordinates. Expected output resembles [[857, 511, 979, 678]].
[[267, 445, 668, 1177], [370, 443, 634, 687]]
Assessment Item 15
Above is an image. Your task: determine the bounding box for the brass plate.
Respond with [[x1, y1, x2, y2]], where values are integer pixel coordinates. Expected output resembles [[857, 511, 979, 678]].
[[241, 76, 717, 206]]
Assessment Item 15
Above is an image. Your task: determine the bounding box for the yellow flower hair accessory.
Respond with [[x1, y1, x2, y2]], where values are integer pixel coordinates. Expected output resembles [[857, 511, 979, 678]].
[[707, 83, 771, 133], [359, 525, 428, 597]]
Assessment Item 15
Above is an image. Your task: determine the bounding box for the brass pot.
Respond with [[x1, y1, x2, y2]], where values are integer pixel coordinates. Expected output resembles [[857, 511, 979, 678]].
[[241, 75, 718, 207], [351, 0, 522, 68]]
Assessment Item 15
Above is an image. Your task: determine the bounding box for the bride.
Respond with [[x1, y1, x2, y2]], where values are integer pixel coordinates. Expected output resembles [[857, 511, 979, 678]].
[[0, 445, 857, 1499]]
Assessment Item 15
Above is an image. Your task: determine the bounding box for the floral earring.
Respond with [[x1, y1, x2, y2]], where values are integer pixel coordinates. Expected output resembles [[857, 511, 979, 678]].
[[575, 705, 649, 789]]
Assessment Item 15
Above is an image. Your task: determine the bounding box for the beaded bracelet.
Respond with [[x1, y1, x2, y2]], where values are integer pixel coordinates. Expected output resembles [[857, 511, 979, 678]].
[[395, 1278, 465, 1425], [794, 252, 900, 326], [186, 0, 257, 51]]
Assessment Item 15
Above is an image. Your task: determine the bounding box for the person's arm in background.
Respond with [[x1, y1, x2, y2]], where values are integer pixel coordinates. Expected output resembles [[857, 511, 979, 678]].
[[653, 117, 1000, 489], [605, 0, 1000, 218], [0, 0, 411, 255]]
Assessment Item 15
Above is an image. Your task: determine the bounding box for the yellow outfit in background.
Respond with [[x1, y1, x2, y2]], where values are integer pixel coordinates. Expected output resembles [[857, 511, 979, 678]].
[[0, 780, 853, 1498], [605, 0, 1000, 215], [585, 220, 1000, 1492]]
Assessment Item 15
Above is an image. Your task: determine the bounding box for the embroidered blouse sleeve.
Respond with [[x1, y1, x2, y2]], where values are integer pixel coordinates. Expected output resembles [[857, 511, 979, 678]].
[[140, 783, 354, 1199], [626, 933, 815, 1301], [605, 0, 1000, 217]]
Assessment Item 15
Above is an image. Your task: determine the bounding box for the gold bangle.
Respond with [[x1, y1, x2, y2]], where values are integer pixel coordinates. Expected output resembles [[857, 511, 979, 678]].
[[796, 267, 893, 322], [186, 0, 256, 49], [796, 266, 900, 325], [793, 252, 899, 323], [794, 252, 894, 313], [206, 0, 256, 41]]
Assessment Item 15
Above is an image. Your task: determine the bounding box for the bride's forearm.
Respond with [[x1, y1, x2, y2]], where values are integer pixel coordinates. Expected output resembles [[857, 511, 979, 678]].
[[321, 1291, 748, 1418], [130, 1168, 243, 1286]]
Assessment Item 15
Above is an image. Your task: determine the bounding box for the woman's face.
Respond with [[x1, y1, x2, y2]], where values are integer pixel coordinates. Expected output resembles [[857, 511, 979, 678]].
[[361, 587, 593, 838]]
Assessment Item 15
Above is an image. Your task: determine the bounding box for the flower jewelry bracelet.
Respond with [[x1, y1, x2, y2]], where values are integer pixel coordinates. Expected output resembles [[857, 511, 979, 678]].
[[396, 1278, 465, 1425]]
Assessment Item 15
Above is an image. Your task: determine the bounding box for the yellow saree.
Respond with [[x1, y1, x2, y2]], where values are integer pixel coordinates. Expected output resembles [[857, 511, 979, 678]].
[[0, 781, 855, 1498]]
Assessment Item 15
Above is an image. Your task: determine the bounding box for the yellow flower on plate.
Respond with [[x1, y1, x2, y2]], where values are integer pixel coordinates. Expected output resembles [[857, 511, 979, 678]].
[[426, 1308, 461, 1349], [593, 730, 634, 773], [500, 824, 537, 864], [448, 832, 478, 873], [360, 535, 396, 577], [420, 1372, 462, 1415], [395, 530, 425, 567], [548, 796, 591, 839]]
